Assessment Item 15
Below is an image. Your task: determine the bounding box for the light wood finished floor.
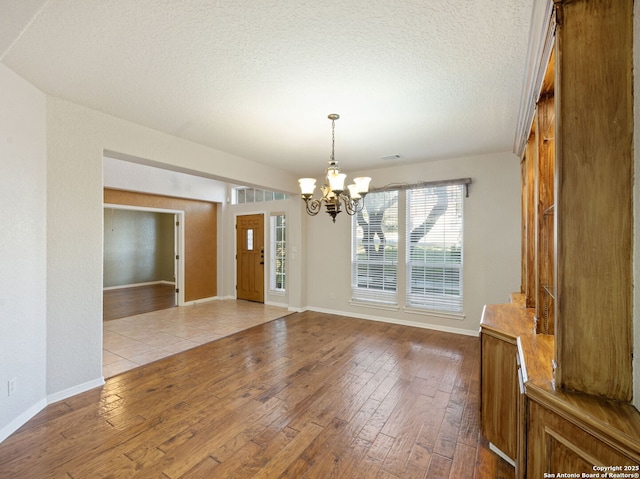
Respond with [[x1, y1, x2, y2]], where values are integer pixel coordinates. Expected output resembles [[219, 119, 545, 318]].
[[103, 283, 177, 321], [104, 299, 289, 378], [1, 311, 513, 479]]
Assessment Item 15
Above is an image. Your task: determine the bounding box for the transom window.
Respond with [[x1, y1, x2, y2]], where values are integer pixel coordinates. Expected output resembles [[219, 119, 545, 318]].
[[233, 187, 289, 205]]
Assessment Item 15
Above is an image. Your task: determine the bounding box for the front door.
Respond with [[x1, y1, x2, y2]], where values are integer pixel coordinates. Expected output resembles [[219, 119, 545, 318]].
[[236, 214, 264, 302]]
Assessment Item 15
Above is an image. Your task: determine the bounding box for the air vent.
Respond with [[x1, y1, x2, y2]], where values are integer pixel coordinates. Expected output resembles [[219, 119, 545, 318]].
[[381, 154, 403, 161]]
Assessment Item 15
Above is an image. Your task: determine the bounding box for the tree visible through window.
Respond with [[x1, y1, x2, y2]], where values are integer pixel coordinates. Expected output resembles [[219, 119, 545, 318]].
[[351, 191, 399, 305], [351, 183, 464, 313], [406, 184, 463, 312]]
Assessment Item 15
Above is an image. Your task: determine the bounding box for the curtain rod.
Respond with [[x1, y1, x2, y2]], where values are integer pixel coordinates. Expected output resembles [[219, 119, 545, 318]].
[[370, 177, 472, 197]]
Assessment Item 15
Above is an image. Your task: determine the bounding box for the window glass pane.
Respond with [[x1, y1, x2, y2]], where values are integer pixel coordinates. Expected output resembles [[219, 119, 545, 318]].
[[269, 215, 286, 291], [232, 187, 289, 205], [246, 229, 254, 250], [351, 191, 399, 305]]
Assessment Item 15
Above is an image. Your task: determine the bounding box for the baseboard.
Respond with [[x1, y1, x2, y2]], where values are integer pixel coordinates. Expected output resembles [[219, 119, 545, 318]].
[[47, 377, 105, 405], [1, 377, 106, 445], [103, 280, 174, 291], [489, 442, 516, 467], [186, 295, 228, 305], [305, 306, 479, 337], [265, 300, 288, 309], [0, 398, 48, 444]]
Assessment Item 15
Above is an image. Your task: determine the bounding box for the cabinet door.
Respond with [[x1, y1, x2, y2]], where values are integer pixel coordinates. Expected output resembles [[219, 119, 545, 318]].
[[527, 400, 639, 477], [481, 332, 518, 460]]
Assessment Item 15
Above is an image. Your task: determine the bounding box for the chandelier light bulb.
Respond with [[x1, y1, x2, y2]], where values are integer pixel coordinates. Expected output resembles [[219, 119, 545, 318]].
[[353, 176, 372, 194], [298, 178, 317, 196]]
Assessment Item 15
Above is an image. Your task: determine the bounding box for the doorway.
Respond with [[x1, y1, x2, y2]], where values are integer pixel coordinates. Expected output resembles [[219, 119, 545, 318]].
[[103, 205, 184, 319], [236, 213, 265, 302]]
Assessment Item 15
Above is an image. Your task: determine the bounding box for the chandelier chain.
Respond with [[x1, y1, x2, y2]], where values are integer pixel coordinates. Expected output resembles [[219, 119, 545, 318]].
[[331, 118, 336, 163]]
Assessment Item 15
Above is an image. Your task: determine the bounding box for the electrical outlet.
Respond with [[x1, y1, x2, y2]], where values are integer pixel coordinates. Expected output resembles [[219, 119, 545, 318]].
[[8, 378, 16, 396]]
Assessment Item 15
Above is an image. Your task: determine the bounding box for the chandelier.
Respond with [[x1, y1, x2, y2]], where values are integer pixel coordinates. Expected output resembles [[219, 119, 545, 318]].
[[298, 114, 371, 222]]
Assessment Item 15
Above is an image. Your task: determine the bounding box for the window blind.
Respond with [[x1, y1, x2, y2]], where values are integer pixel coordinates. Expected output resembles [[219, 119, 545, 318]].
[[351, 190, 399, 305], [406, 184, 463, 312]]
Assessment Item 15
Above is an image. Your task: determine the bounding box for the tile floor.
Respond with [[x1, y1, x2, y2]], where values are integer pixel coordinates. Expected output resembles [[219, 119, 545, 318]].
[[103, 300, 290, 378]]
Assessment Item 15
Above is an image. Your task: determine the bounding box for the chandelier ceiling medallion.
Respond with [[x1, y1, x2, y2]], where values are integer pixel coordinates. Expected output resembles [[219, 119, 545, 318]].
[[298, 114, 371, 222]]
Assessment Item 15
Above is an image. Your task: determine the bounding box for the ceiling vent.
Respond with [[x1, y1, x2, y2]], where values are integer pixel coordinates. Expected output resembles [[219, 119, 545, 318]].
[[381, 154, 403, 161]]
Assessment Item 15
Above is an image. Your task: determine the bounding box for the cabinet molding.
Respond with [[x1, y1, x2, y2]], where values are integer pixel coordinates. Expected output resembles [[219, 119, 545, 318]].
[[513, 0, 555, 157]]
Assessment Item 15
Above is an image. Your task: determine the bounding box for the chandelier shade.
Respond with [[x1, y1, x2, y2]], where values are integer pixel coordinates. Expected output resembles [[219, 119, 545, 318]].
[[298, 114, 371, 222]]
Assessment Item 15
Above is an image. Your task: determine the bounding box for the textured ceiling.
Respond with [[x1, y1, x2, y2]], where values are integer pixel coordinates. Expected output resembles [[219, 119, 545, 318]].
[[2, 0, 533, 177]]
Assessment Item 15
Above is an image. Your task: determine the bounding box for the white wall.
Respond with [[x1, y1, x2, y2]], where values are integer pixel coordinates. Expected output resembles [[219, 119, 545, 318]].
[[303, 152, 521, 335], [0, 64, 48, 441], [103, 209, 175, 287], [45, 96, 299, 400], [103, 156, 227, 203]]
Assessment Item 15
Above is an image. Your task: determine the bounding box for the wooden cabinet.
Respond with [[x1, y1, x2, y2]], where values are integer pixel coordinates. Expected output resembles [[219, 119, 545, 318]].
[[480, 304, 533, 477], [519, 0, 633, 396], [526, 396, 640, 478], [481, 302, 640, 478], [480, 329, 518, 461], [481, 0, 639, 476], [553, 0, 634, 401]]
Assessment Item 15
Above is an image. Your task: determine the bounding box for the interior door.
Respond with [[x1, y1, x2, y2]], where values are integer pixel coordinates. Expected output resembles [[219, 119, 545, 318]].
[[236, 214, 265, 302]]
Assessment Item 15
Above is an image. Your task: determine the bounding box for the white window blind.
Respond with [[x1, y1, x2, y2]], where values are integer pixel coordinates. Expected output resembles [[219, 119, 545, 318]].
[[406, 184, 463, 312], [269, 214, 286, 292], [351, 191, 399, 305]]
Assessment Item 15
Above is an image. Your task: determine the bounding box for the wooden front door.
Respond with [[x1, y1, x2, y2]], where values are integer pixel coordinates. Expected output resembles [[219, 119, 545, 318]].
[[236, 214, 264, 302]]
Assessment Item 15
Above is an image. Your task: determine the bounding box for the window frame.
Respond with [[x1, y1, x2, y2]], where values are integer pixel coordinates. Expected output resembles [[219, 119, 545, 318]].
[[269, 213, 286, 293], [350, 179, 468, 317], [350, 190, 399, 306]]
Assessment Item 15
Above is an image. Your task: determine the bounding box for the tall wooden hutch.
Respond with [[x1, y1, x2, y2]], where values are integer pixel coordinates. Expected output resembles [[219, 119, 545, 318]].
[[480, 0, 640, 476]]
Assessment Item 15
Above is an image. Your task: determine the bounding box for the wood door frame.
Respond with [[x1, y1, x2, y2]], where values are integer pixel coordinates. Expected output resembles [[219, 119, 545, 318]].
[[235, 212, 266, 302], [103, 203, 185, 306]]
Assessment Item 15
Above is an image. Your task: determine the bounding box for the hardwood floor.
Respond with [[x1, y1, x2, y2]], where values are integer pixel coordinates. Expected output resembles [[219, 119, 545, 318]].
[[0, 311, 514, 478], [103, 300, 290, 378], [103, 283, 176, 321]]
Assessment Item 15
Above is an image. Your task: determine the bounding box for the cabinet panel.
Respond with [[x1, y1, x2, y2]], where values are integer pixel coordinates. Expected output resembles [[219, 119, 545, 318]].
[[481, 332, 518, 460], [522, 133, 537, 308], [527, 401, 639, 478], [535, 94, 555, 335], [554, 0, 633, 400]]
